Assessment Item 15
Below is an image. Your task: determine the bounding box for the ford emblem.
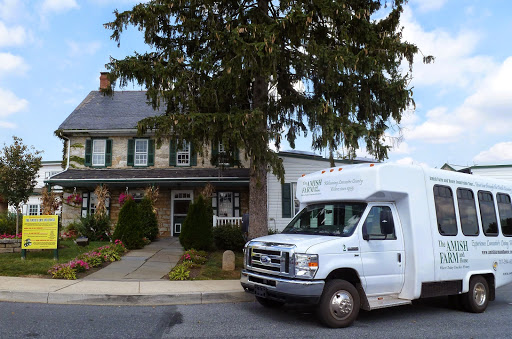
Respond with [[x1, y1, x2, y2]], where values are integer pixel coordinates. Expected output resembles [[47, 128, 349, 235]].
[[261, 255, 271, 264]]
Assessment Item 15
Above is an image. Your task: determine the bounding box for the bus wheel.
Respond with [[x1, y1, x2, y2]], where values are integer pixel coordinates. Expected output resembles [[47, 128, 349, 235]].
[[317, 279, 360, 328], [463, 276, 489, 313]]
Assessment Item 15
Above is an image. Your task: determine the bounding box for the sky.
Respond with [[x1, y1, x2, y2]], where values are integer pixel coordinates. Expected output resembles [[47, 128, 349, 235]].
[[0, 0, 511, 169]]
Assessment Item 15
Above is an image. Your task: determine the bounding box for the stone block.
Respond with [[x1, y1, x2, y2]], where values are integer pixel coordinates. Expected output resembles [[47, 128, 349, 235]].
[[222, 250, 235, 271], [0, 248, 14, 253]]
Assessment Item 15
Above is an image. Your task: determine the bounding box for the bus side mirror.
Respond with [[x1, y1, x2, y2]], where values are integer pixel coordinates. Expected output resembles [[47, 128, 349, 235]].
[[363, 233, 370, 241], [380, 210, 395, 235]]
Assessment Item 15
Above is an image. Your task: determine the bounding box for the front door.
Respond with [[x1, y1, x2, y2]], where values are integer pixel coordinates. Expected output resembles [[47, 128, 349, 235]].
[[359, 203, 405, 296], [171, 190, 194, 237]]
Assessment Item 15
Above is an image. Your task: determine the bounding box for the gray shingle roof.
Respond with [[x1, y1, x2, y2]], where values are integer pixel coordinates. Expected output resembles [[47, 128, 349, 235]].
[[59, 91, 163, 130]]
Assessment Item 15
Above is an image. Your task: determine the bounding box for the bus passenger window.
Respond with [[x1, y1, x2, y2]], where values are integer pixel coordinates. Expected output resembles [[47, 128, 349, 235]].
[[457, 188, 479, 236], [434, 185, 458, 236], [478, 191, 498, 236], [497, 193, 512, 236]]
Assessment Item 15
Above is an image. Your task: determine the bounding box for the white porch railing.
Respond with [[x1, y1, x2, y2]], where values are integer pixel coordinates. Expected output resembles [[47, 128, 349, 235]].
[[213, 215, 243, 227]]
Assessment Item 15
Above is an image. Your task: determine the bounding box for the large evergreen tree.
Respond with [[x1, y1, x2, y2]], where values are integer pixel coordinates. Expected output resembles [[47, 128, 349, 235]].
[[105, 0, 428, 238]]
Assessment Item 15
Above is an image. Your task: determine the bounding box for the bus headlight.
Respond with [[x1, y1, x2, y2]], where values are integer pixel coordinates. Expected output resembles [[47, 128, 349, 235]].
[[294, 254, 319, 278]]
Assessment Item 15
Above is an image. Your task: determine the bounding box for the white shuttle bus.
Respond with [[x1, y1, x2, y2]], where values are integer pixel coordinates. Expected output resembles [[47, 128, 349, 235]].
[[241, 163, 512, 327]]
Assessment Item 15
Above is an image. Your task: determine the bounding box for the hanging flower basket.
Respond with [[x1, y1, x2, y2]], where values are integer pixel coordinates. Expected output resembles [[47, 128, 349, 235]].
[[119, 193, 134, 206], [66, 193, 82, 206]]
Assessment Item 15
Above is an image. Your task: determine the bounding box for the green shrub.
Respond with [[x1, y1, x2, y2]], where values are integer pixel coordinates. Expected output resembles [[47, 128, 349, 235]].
[[139, 197, 159, 241], [213, 223, 245, 252], [169, 264, 190, 281], [113, 198, 144, 250], [179, 195, 213, 251], [74, 214, 111, 241], [268, 228, 279, 235], [0, 212, 20, 235]]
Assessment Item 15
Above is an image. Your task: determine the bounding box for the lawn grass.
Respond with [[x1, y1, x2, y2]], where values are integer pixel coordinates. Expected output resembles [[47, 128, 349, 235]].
[[0, 240, 110, 278], [193, 250, 244, 280]]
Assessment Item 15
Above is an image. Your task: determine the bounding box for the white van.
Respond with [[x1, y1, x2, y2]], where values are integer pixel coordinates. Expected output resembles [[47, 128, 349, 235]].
[[241, 163, 512, 327]]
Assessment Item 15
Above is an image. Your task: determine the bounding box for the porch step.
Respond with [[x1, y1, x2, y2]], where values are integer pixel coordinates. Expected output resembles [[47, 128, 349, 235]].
[[368, 294, 412, 310]]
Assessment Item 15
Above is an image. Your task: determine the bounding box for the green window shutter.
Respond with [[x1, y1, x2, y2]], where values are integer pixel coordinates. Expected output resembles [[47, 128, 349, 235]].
[[169, 140, 176, 166], [190, 143, 197, 166], [148, 139, 155, 166], [127, 139, 135, 166], [105, 139, 112, 167], [211, 142, 218, 166], [84, 139, 92, 167], [282, 183, 292, 218]]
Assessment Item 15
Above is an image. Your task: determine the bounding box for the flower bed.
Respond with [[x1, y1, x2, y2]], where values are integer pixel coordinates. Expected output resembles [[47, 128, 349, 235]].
[[168, 249, 208, 280], [48, 239, 127, 280]]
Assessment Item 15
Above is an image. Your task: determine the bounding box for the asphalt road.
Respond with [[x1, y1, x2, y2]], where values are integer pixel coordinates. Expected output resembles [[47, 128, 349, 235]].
[[1, 284, 511, 338]]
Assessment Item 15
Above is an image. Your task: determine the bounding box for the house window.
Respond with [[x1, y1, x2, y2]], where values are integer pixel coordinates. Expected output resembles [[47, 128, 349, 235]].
[[218, 142, 230, 166], [135, 139, 148, 166], [176, 141, 190, 166], [212, 192, 240, 217], [44, 171, 60, 179], [81, 192, 110, 217], [28, 204, 41, 216], [92, 139, 106, 166]]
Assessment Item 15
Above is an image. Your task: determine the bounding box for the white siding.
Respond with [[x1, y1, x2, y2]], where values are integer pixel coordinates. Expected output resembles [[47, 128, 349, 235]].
[[471, 167, 512, 181], [267, 155, 333, 232]]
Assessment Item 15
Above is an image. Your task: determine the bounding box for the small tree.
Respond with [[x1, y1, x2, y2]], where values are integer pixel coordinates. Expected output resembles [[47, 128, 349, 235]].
[[0, 136, 42, 235], [113, 198, 144, 249], [179, 195, 213, 251], [139, 197, 159, 241]]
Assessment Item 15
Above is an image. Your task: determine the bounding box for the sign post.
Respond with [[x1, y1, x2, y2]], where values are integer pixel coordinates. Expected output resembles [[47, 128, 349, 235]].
[[21, 215, 59, 260]]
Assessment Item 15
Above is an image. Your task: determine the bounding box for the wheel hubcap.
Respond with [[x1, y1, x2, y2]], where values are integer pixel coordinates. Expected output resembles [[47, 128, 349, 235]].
[[473, 282, 487, 306], [329, 290, 353, 320]]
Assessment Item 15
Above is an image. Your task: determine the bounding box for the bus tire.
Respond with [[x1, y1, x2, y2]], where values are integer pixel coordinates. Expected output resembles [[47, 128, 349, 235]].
[[463, 276, 489, 313], [317, 279, 360, 328]]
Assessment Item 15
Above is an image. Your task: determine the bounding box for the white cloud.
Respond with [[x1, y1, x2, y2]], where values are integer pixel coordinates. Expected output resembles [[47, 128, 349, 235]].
[[0, 88, 28, 118], [412, 0, 447, 13], [67, 40, 101, 57], [41, 0, 78, 14], [473, 142, 512, 164], [0, 53, 28, 75], [401, 8, 496, 90], [403, 107, 464, 143], [0, 21, 27, 46], [0, 120, 15, 128], [393, 157, 429, 167]]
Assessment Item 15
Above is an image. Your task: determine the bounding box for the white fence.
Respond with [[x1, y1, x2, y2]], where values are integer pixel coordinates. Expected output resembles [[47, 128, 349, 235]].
[[213, 216, 242, 227]]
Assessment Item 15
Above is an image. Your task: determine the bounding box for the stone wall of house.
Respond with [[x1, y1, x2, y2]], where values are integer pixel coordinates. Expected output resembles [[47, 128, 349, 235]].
[[67, 136, 249, 169]]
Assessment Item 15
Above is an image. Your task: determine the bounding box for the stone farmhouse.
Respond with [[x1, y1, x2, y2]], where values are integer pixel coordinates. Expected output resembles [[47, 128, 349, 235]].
[[47, 73, 373, 238]]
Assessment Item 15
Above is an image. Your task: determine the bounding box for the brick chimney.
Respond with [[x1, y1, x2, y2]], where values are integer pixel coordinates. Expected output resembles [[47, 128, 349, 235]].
[[99, 72, 110, 90]]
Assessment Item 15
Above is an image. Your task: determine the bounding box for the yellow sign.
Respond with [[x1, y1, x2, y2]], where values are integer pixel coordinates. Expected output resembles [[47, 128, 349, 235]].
[[21, 215, 59, 249]]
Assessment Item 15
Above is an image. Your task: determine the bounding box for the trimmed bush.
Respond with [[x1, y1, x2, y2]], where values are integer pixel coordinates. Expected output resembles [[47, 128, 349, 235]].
[[139, 197, 159, 241], [179, 195, 213, 251], [74, 214, 111, 241], [113, 198, 144, 250], [0, 212, 20, 235], [213, 223, 246, 252]]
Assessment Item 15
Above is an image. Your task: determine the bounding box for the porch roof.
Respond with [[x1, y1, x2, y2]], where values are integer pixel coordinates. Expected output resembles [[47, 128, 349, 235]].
[[46, 168, 250, 189]]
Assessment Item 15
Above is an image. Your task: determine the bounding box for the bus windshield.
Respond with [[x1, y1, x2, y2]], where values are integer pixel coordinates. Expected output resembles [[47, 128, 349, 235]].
[[282, 202, 367, 237]]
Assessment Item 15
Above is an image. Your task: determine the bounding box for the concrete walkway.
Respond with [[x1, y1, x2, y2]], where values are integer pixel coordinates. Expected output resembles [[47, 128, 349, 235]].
[[0, 238, 255, 306], [83, 237, 183, 281]]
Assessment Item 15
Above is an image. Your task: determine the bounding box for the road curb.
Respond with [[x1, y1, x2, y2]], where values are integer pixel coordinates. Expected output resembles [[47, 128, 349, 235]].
[[0, 290, 255, 306]]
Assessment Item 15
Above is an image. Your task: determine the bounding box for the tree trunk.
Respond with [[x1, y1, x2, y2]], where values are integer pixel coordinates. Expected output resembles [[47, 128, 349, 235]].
[[247, 0, 270, 240], [15, 207, 19, 236], [248, 160, 268, 240]]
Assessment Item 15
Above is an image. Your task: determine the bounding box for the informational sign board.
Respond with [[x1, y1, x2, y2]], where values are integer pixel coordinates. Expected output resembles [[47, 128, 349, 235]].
[[21, 215, 58, 249]]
